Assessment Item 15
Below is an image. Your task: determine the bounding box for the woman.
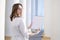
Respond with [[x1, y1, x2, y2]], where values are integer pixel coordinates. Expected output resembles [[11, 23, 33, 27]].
[[10, 3, 28, 40]]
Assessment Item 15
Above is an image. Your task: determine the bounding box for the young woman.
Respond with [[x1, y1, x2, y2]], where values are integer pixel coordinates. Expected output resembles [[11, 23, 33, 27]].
[[10, 3, 28, 40]]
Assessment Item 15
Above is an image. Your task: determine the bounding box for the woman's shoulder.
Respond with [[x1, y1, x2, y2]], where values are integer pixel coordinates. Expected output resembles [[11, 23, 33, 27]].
[[11, 17, 23, 22], [11, 17, 23, 24]]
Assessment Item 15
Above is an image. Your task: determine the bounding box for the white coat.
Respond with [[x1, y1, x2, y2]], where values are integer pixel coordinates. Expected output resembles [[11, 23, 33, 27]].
[[11, 17, 29, 40]]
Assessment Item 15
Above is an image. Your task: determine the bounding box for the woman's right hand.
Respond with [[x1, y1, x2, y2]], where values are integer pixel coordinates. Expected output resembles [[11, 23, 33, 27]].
[[28, 23, 32, 29]]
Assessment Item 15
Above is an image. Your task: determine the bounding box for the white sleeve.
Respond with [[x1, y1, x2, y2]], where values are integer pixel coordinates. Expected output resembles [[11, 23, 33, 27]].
[[18, 20, 29, 38]]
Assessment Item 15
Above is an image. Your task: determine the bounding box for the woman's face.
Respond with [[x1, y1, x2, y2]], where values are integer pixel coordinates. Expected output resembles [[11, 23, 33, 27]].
[[17, 6, 22, 16]]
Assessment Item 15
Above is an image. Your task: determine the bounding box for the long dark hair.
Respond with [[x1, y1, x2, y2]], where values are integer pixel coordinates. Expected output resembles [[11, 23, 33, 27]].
[[10, 3, 23, 21]]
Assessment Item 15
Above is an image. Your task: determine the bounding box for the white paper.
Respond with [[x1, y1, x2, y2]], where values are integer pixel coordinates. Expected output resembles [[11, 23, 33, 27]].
[[31, 16, 44, 29]]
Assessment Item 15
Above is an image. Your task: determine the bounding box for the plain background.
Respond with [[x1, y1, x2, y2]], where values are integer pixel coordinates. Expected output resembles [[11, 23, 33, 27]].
[[0, 0, 5, 40]]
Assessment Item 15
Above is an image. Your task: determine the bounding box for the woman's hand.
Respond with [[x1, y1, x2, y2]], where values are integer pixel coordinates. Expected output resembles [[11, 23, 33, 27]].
[[28, 23, 32, 29]]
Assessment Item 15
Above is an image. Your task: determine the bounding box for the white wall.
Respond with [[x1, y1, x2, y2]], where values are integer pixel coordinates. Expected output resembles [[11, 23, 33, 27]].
[[5, 0, 14, 36], [44, 0, 60, 40], [0, 0, 5, 40], [26, 0, 32, 27]]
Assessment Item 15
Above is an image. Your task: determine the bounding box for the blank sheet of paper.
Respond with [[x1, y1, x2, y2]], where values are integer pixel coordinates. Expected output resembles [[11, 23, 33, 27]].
[[31, 16, 44, 29]]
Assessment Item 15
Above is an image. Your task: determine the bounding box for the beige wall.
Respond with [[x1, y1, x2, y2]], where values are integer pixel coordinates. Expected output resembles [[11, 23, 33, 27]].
[[44, 0, 60, 40]]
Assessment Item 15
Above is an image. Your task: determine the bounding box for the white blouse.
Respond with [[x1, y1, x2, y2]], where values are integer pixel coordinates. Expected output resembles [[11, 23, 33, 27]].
[[11, 17, 28, 40]]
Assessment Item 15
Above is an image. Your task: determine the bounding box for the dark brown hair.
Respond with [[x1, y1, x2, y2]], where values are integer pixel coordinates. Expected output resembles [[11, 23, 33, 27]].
[[10, 3, 23, 21]]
